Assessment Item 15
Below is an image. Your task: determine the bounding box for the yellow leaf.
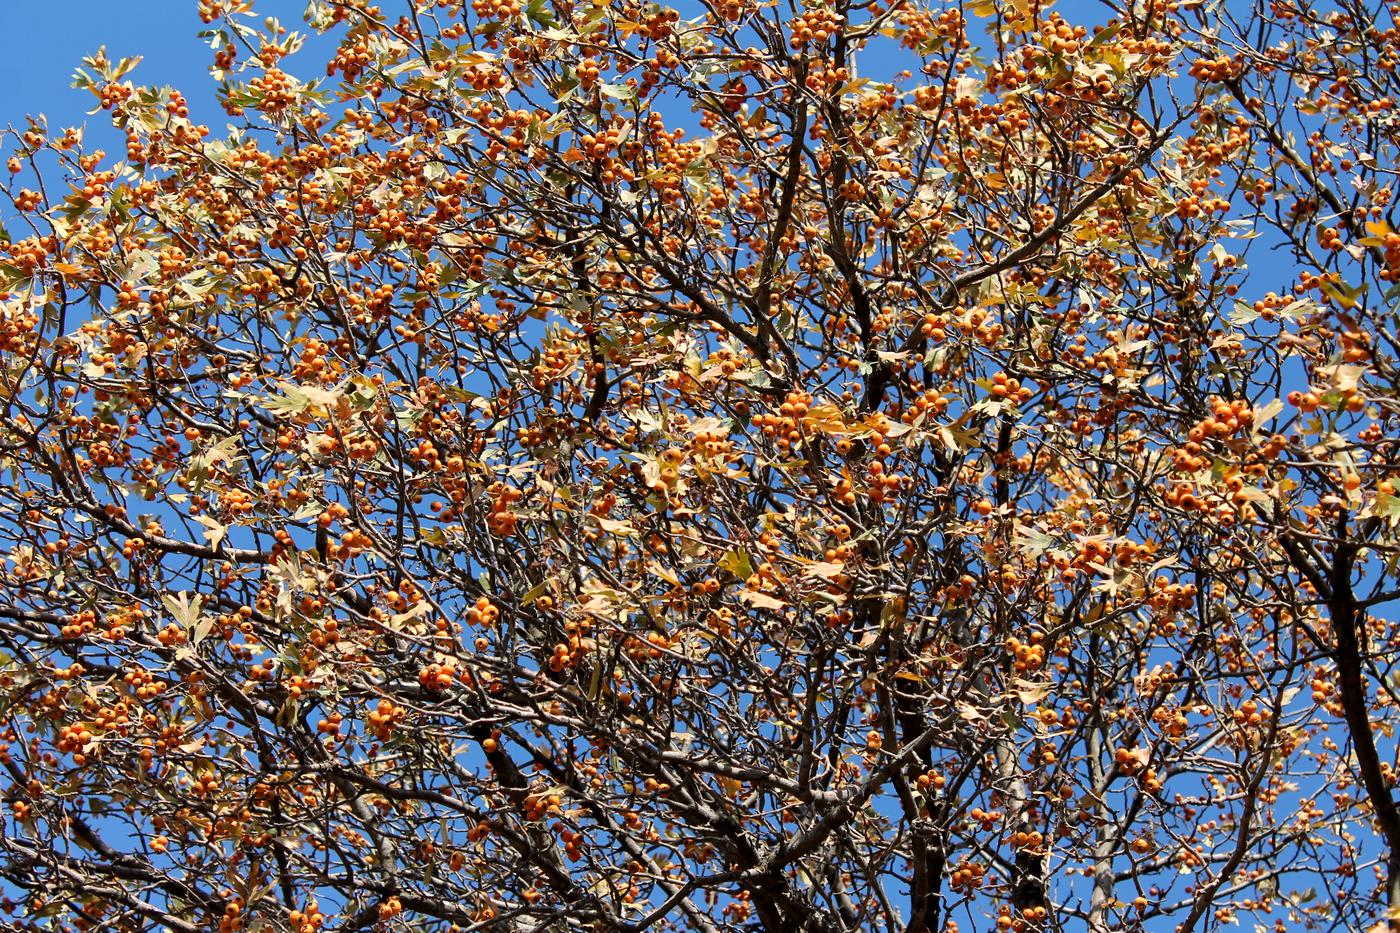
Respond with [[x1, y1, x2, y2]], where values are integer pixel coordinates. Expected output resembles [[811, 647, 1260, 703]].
[[648, 561, 681, 587], [593, 516, 638, 537], [1014, 678, 1052, 704], [1317, 278, 1360, 309], [739, 589, 786, 611], [804, 560, 845, 580], [803, 402, 851, 435]]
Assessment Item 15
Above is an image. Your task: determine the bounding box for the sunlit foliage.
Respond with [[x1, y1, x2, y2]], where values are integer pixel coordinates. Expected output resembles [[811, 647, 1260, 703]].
[[1, 0, 1400, 930]]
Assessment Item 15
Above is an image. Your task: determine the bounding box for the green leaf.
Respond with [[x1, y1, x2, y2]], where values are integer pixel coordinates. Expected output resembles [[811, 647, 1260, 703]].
[[599, 82, 637, 101], [264, 380, 346, 416], [162, 591, 208, 642], [718, 549, 753, 579], [520, 580, 550, 604]]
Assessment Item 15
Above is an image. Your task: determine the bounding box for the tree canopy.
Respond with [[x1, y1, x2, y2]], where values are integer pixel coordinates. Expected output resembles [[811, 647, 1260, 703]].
[[2, 0, 1400, 930]]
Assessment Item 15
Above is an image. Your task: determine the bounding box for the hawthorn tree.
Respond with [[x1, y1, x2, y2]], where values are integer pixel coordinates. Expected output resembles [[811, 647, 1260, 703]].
[[1, 0, 1399, 930]]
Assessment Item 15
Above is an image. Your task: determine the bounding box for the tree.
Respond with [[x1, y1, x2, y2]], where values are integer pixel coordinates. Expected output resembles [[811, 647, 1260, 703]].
[[0, 0, 1399, 929]]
